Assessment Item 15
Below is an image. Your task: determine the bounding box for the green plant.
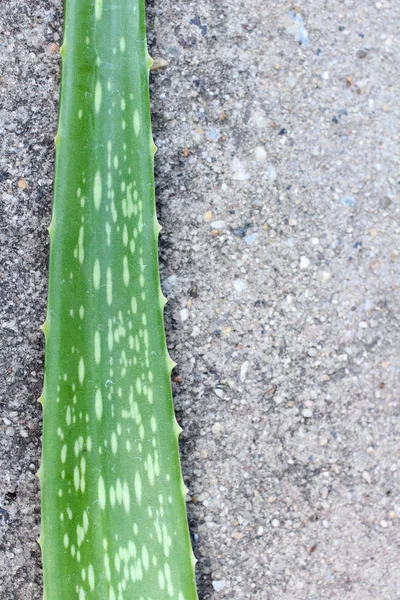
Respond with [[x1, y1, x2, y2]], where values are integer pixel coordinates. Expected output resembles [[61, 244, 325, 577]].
[[39, 1, 198, 598]]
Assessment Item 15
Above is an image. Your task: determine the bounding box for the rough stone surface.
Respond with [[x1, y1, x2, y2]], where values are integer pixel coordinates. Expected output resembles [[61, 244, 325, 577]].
[[1, 0, 399, 599]]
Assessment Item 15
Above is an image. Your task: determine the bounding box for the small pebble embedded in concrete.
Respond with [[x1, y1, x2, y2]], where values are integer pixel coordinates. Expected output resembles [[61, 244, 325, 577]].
[[231, 157, 249, 180], [212, 422, 222, 435], [302, 408, 313, 418], [362, 471, 372, 483], [265, 164, 277, 181], [244, 232, 258, 245], [240, 361, 249, 382], [211, 220, 226, 229], [212, 581, 227, 592], [300, 256, 311, 269], [272, 519, 280, 528], [179, 308, 189, 322], [341, 196, 356, 207], [233, 279, 247, 294], [254, 146, 267, 161], [321, 270, 332, 282]]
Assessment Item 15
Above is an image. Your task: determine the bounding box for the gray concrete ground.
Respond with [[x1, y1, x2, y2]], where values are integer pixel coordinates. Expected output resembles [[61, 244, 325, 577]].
[[1, 0, 399, 598]]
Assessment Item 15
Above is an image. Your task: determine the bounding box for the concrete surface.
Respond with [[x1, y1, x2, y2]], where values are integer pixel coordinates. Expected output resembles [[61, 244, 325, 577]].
[[1, 0, 399, 598]]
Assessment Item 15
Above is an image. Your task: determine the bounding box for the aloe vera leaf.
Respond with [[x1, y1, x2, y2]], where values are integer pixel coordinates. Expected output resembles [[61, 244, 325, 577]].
[[40, 1, 198, 599]]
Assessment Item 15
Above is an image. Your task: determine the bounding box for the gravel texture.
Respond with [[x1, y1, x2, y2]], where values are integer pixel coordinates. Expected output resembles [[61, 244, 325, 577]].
[[1, 0, 399, 599]]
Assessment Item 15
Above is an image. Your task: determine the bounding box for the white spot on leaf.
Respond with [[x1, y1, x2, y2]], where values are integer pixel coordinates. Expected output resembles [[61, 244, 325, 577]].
[[74, 466, 80, 491], [93, 259, 101, 289], [95, 0, 103, 20], [95, 389, 103, 421], [107, 268, 112, 305], [111, 431, 117, 455], [78, 357, 85, 385], [93, 171, 102, 210], [134, 472, 142, 504], [98, 475, 106, 510], [95, 80, 102, 113], [133, 110, 140, 136], [94, 330, 101, 364], [122, 481, 130, 513], [88, 564, 95, 591], [123, 256, 129, 286], [78, 226, 84, 264]]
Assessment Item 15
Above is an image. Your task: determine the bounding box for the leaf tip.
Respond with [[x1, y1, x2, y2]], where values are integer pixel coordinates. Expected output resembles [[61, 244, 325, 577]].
[[146, 52, 153, 70], [174, 419, 183, 437], [181, 479, 189, 498], [168, 355, 177, 372], [191, 551, 198, 567], [40, 320, 48, 336]]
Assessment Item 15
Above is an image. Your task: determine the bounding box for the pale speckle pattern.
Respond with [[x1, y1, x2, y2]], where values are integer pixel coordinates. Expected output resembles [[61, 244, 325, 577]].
[[42, 6, 197, 599]]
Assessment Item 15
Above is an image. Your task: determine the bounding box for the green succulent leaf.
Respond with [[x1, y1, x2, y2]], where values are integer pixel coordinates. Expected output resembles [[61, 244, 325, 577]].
[[40, 2, 198, 599]]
